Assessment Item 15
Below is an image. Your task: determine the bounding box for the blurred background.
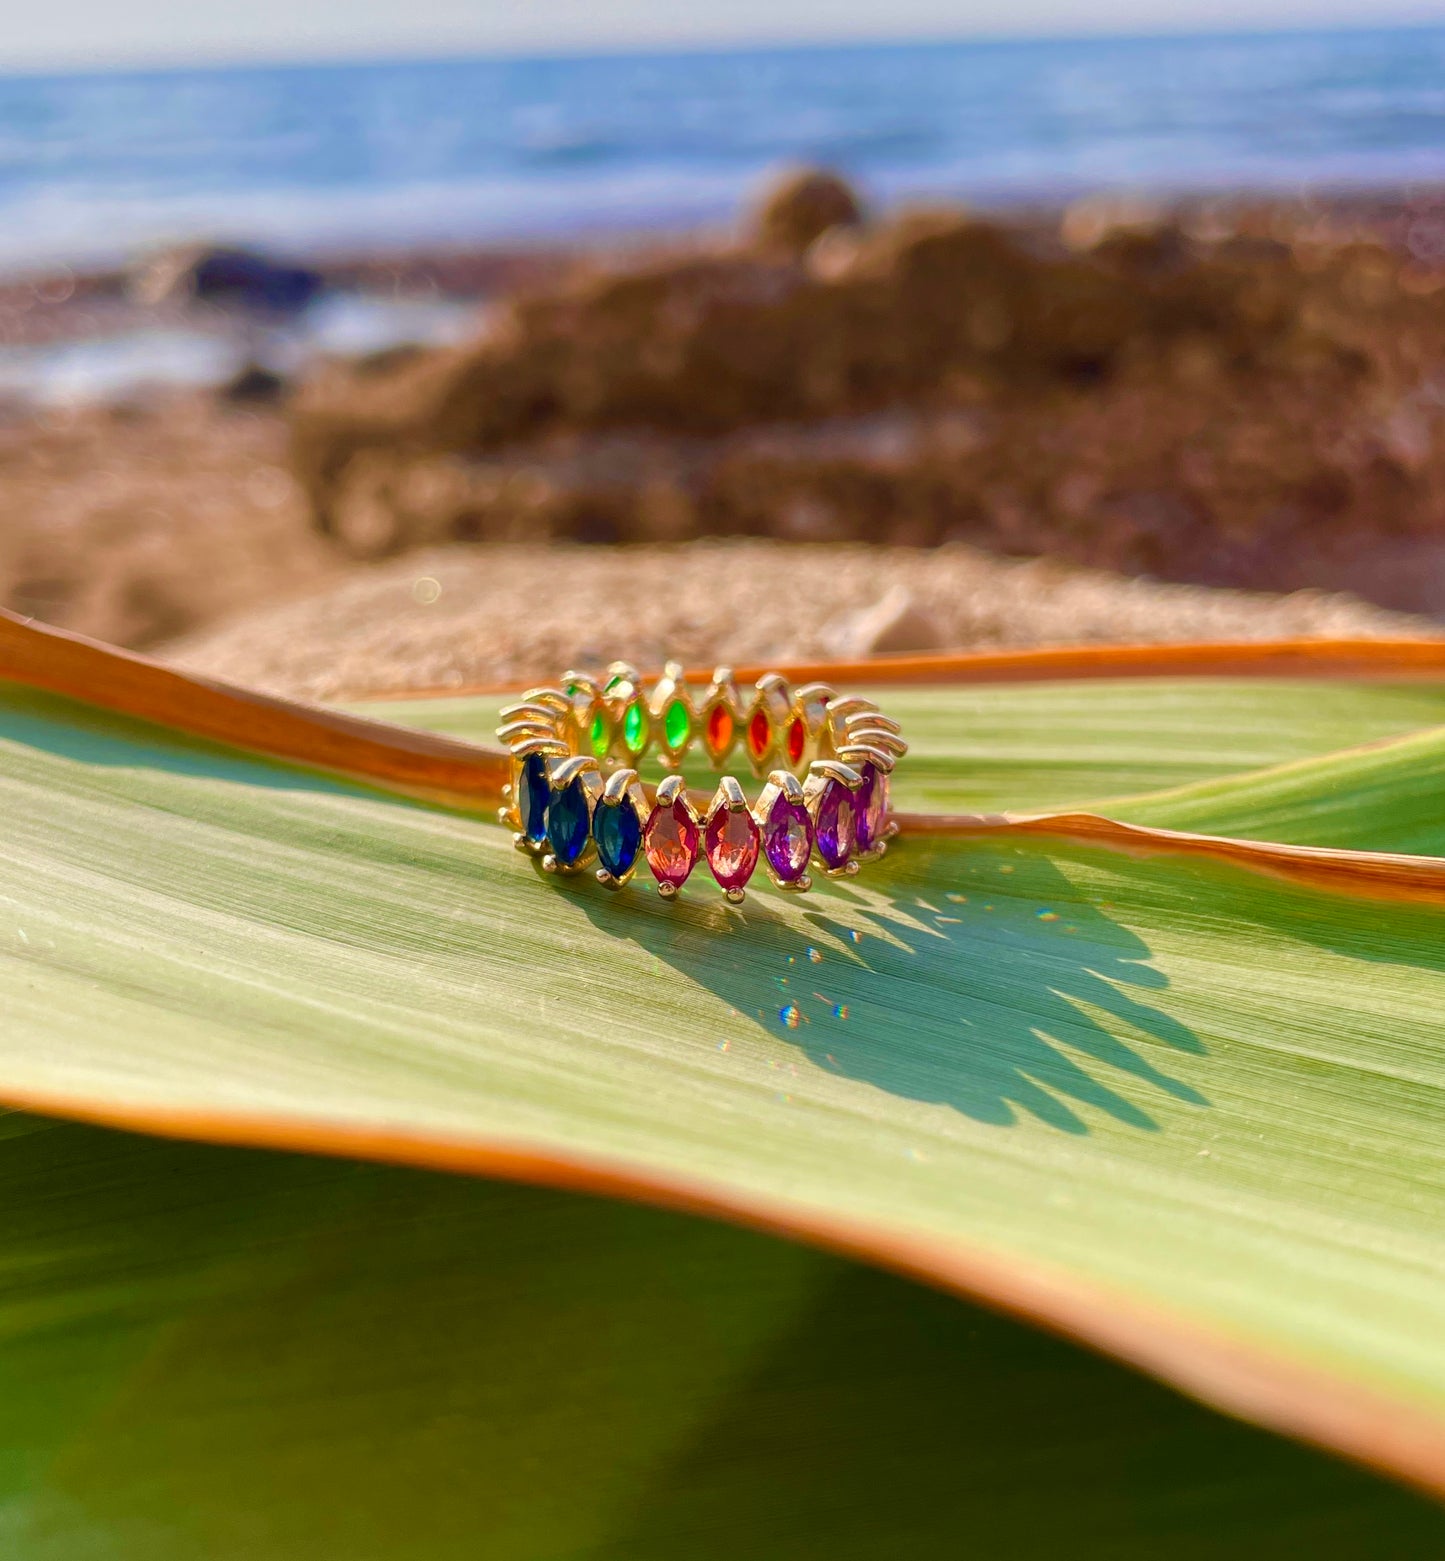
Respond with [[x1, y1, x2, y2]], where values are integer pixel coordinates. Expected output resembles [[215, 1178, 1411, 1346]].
[[7, 2, 1445, 694]]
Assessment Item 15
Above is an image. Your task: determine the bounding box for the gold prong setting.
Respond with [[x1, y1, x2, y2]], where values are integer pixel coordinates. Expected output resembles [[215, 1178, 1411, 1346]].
[[495, 666, 906, 899]]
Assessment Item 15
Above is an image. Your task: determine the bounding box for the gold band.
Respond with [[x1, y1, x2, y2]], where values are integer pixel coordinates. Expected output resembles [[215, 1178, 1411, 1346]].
[[497, 662, 906, 902]]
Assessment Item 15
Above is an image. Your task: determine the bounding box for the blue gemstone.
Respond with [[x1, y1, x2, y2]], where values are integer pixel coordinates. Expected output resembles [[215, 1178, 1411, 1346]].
[[547, 777, 591, 866], [517, 754, 549, 844], [594, 796, 642, 878]]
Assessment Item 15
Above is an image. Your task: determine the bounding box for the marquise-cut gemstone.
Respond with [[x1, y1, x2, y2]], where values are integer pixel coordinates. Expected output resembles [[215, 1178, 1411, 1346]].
[[664, 699, 690, 750], [515, 753, 549, 844], [705, 805, 760, 892], [589, 710, 610, 760], [854, 761, 890, 852], [623, 700, 647, 753], [748, 709, 771, 760], [705, 704, 734, 756], [546, 777, 592, 866], [814, 778, 856, 870], [644, 799, 700, 888], [595, 797, 642, 878], [786, 717, 806, 766], [763, 793, 812, 882]]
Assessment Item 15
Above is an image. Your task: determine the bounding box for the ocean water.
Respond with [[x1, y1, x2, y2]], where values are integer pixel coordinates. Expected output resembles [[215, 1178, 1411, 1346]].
[[0, 293, 482, 403], [4, 26, 1445, 273]]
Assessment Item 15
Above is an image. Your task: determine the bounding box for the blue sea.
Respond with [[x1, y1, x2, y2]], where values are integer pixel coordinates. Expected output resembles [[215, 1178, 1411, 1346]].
[[5, 26, 1445, 272]]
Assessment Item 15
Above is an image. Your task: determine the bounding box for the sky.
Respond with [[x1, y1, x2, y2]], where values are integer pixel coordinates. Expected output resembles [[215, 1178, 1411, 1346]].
[[6, 0, 1445, 72]]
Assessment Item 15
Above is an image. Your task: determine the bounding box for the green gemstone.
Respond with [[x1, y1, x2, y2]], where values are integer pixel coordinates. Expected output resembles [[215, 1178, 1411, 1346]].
[[565, 681, 580, 698], [589, 711, 609, 759], [604, 673, 627, 693], [623, 701, 647, 753], [664, 699, 690, 750]]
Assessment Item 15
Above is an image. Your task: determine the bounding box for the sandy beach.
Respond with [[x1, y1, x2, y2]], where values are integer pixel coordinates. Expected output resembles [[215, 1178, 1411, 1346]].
[[164, 538, 1433, 701], [7, 181, 1445, 692]]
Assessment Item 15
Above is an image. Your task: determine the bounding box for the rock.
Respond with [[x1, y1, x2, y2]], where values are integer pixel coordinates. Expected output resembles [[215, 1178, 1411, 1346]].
[[219, 363, 288, 403], [752, 167, 864, 256], [282, 184, 1444, 581], [822, 584, 946, 658], [1059, 194, 1168, 254], [131, 244, 324, 315]]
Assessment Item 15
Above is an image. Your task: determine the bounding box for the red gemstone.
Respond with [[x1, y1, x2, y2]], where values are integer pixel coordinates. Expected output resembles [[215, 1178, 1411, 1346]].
[[706, 704, 734, 757], [748, 708, 771, 760], [644, 799, 700, 888], [786, 716, 806, 766], [704, 805, 760, 892]]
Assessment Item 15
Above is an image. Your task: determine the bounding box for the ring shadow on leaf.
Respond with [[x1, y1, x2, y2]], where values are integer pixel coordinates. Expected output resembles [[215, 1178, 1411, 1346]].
[[0, 682, 1202, 1142], [572, 841, 1208, 1136], [4, 683, 1445, 1552]]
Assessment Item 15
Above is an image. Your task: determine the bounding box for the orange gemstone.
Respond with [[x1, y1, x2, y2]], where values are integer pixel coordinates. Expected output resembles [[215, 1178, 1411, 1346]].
[[706, 704, 733, 755], [748, 709, 770, 759], [786, 716, 806, 766]]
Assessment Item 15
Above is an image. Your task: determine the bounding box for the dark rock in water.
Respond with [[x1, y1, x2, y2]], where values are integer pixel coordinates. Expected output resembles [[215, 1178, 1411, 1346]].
[[193, 249, 323, 313], [752, 167, 864, 256], [132, 245, 324, 315], [220, 363, 288, 403]]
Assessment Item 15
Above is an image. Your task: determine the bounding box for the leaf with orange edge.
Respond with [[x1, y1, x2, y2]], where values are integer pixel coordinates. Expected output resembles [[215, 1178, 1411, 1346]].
[[1112, 720, 1445, 855], [355, 676, 1445, 816], [4, 610, 1445, 1551]]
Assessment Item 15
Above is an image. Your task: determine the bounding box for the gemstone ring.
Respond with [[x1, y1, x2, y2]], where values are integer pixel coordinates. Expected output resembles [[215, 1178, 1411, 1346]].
[[497, 663, 906, 903]]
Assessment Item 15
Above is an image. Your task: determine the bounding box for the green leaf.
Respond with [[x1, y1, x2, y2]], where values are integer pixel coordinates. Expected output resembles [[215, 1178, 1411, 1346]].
[[354, 679, 1445, 815], [5, 680, 1445, 1495], [1114, 724, 1445, 856], [2, 1112, 1442, 1559]]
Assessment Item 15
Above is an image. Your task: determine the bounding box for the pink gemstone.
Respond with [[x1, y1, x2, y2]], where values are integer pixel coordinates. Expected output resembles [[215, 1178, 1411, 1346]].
[[763, 792, 813, 882], [704, 804, 760, 892], [644, 798, 700, 888]]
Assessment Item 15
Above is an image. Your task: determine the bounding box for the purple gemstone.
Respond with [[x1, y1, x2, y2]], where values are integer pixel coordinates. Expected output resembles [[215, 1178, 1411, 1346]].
[[813, 778, 856, 870], [763, 793, 813, 882], [854, 762, 890, 852]]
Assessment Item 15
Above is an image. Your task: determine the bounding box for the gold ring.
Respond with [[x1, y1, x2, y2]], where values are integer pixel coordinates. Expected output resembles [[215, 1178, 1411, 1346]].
[[497, 662, 906, 903]]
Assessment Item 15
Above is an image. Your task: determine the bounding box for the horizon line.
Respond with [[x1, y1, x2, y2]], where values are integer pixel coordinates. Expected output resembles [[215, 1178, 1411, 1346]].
[[3, 13, 1445, 83]]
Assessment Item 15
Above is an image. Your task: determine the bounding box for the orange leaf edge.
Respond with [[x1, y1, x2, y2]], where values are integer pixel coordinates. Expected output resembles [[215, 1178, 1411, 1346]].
[[8, 608, 1445, 908], [361, 635, 1445, 700]]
